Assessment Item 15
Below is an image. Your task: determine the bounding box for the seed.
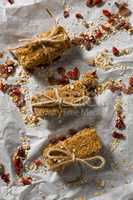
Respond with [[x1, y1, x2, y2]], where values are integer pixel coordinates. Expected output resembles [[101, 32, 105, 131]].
[[0, 164, 5, 175]]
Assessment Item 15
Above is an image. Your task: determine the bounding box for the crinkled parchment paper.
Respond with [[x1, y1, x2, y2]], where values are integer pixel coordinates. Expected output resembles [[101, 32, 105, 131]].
[[1, 0, 133, 199]]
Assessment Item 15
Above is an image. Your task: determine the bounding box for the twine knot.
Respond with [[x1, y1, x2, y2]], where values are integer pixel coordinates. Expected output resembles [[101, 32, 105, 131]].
[[32, 87, 91, 111], [46, 145, 105, 171]]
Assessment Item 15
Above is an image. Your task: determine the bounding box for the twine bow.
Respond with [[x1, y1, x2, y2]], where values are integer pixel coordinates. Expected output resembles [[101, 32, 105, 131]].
[[46, 144, 105, 171], [32, 88, 91, 109]]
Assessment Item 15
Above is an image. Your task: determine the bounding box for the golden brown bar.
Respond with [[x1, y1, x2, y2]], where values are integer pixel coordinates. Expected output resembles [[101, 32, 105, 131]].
[[43, 128, 105, 171], [11, 26, 71, 70], [31, 73, 97, 118]]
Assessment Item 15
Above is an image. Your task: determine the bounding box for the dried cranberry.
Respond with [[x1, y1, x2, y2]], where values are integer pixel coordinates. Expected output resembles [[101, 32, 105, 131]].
[[95, 30, 102, 39], [19, 176, 32, 185], [112, 47, 119, 56], [129, 76, 133, 87], [112, 131, 125, 140], [115, 116, 126, 129], [75, 13, 84, 19], [86, 0, 102, 7], [103, 9, 112, 18], [11, 87, 21, 96], [12, 155, 23, 176], [95, 0, 102, 5], [91, 71, 97, 78], [67, 67, 80, 80], [1, 173, 10, 184]]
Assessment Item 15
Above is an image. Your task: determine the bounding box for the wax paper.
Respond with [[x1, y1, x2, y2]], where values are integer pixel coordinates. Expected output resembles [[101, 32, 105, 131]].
[[0, 0, 133, 199]]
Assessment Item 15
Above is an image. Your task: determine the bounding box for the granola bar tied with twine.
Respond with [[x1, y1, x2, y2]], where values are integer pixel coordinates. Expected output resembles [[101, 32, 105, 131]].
[[10, 26, 71, 70], [31, 73, 97, 118], [43, 128, 105, 171]]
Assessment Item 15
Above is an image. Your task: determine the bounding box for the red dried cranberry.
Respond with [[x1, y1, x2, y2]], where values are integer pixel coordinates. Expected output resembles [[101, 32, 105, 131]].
[[95, 30, 102, 39], [11, 87, 21, 96], [112, 47, 119, 56], [1, 173, 10, 184], [19, 176, 32, 185], [95, 0, 102, 5], [91, 71, 97, 78], [75, 13, 84, 19], [103, 9, 112, 18], [112, 131, 126, 140], [86, 0, 102, 7], [67, 67, 80, 80], [129, 76, 133, 87], [115, 116, 126, 129], [12, 155, 23, 176]]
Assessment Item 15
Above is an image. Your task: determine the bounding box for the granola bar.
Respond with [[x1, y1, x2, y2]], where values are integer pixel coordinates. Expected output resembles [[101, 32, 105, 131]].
[[43, 128, 105, 171], [10, 26, 71, 70], [31, 73, 97, 118]]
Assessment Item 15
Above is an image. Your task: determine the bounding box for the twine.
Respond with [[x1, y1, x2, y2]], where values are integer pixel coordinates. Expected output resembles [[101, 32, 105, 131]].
[[46, 144, 105, 171], [32, 88, 91, 108]]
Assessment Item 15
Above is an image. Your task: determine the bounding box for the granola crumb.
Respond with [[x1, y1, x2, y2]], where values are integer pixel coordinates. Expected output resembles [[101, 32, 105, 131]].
[[95, 179, 105, 189], [93, 191, 104, 196], [24, 114, 39, 125]]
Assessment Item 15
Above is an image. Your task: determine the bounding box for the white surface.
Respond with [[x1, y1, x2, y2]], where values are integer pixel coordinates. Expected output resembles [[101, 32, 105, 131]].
[[0, 0, 133, 199]]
